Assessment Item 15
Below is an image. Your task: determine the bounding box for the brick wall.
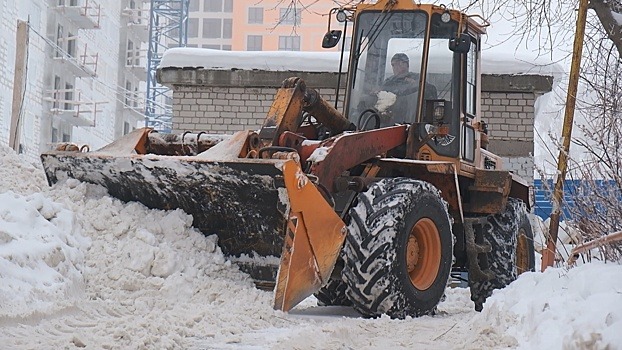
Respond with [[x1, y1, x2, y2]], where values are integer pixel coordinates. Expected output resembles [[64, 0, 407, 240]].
[[158, 68, 552, 183], [172, 85, 344, 133]]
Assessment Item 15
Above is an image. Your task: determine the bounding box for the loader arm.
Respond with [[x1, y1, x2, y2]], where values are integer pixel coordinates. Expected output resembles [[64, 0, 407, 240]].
[[309, 125, 409, 192], [258, 77, 355, 145]]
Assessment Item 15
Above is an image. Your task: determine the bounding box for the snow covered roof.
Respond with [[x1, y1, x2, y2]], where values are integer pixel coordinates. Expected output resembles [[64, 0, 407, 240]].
[[159, 48, 348, 73], [159, 47, 563, 78]]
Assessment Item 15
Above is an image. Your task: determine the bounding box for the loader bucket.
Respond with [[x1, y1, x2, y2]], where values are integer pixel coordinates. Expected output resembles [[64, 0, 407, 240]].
[[41, 128, 346, 311]]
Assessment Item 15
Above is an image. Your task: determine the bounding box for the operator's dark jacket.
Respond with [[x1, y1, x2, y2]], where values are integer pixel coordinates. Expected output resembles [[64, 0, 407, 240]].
[[381, 73, 438, 121], [382, 72, 438, 99]]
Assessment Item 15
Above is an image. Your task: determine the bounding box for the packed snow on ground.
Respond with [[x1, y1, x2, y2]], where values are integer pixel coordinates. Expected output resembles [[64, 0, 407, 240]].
[[0, 145, 621, 349]]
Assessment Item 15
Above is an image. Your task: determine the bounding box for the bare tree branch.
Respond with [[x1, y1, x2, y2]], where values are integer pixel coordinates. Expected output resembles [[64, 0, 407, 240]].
[[589, 0, 622, 58]]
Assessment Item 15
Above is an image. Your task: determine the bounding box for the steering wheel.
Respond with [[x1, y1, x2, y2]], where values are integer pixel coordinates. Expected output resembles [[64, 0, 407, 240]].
[[357, 108, 381, 131]]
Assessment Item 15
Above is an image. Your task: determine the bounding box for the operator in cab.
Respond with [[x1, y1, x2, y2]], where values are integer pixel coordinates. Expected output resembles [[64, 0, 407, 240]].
[[379, 53, 437, 124]]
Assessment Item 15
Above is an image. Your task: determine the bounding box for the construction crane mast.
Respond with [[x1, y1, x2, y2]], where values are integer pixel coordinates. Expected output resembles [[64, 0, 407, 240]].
[[145, 0, 189, 132]]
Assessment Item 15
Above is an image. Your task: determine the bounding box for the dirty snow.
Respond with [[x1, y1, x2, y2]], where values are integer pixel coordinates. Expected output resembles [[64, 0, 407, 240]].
[[1, 145, 621, 349]]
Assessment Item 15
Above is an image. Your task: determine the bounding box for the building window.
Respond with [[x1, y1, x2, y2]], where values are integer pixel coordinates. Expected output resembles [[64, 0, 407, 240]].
[[123, 122, 130, 135], [125, 80, 133, 106], [223, 0, 232, 12], [51, 127, 59, 143], [223, 19, 232, 39], [126, 39, 139, 66], [67, 32, 76, 57], [53, 76, 61, 109], [202, 44, 219, 49], [204, 0, 221, 12], [279, 36, 300, 51], [222, 45, 231, 51], [189, 0, 199, 11], [64, 82, 73, 110], [62, 132, 71, 142], [188, 18, 199, 38], [247, 35, 262, 51], [202, 18, 222, 38], [55, 24, 64, 57], [279, 8, 301, 25], [248, 7, 263, 24]]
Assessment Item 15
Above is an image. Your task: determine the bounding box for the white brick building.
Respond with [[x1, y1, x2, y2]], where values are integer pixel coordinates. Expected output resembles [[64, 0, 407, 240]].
[[0, 0, 149, 160]]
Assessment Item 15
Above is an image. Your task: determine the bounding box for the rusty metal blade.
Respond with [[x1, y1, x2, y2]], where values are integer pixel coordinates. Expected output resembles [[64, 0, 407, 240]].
[[273, 161, 346, 312]]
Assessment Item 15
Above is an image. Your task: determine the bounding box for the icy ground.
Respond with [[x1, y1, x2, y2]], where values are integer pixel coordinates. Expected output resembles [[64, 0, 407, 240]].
[[0, 145, 621, 350]]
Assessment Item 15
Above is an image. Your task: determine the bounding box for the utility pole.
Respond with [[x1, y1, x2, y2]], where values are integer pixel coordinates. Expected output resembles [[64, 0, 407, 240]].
[[9, 20, 29, 152], [541, 0, 589, 271]]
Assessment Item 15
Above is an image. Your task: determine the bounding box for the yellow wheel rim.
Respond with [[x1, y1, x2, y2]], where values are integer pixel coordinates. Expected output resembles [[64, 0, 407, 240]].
[[406, 218, 442, 290]]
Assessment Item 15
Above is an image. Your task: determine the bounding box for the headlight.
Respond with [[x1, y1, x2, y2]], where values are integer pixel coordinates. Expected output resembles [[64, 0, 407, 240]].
[[336, 9, 348, 22]]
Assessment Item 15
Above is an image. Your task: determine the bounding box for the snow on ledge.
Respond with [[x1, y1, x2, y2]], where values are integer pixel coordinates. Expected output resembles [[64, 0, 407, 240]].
[[159, 48, 348, 73], [159, 47, 562, 77]]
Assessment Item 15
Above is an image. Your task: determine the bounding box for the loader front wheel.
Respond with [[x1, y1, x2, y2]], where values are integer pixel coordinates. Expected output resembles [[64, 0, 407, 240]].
[[314, 278, 352, 307], [342, 178, 453, 319]]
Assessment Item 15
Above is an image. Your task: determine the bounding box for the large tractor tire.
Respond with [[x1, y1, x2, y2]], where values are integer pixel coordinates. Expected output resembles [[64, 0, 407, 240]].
[[314, 258, 352, 306], [469, 198, 534, 311], [314, 277, 352, 307], [516, 213, 536, 275], [341, 178, 453, 319]]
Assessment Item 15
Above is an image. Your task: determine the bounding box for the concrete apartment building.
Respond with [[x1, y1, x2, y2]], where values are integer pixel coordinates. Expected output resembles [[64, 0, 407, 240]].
[[0, 0, 149, 160], [187, 0, 343, 51]]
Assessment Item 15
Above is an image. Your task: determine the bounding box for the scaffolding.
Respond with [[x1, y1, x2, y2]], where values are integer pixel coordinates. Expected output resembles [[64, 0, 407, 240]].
[[146, 0, 189, 132]]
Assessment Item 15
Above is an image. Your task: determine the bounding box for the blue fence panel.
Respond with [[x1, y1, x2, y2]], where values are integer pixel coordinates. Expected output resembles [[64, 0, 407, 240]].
[[533, 179, 618, 220]]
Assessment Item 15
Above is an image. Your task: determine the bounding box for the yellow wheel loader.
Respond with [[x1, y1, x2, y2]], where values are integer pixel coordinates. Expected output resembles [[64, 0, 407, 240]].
[[41, 0, 535, 318]]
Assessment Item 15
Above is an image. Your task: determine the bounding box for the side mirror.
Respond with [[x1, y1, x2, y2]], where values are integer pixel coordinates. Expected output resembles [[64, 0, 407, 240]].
[[322, 30, 342, 49], [449, 33, 471, 53]]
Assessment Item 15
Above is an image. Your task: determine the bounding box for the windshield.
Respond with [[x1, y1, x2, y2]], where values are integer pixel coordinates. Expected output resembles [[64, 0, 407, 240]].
[[347, 11, 457, 133]]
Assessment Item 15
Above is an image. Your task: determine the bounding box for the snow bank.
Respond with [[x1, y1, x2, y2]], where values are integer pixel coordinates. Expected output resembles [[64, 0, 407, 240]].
[[475, 263, 622, 350], [2, 143, 620, 349], [0, 145, 46, 195], [0, 191, 86, 318]]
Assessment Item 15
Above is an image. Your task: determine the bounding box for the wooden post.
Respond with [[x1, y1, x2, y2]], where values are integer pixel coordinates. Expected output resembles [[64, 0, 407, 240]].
[[541, 0, 589, 271], [9, 20, 29, 152]]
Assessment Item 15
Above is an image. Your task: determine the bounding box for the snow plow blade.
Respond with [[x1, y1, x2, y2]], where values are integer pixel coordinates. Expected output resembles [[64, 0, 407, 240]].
[[40, 128, 346, 312]]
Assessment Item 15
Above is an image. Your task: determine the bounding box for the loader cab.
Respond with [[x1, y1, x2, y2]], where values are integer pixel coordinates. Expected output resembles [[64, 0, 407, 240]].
[[343, 5, 483, 161]]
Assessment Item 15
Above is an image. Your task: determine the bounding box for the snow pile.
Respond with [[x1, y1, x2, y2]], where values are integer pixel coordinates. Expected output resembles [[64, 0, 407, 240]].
[[1, 143, 621, 349], [0, 146, 46, 195], [0, 191, 87, 318], [474, 263, 622, 349]]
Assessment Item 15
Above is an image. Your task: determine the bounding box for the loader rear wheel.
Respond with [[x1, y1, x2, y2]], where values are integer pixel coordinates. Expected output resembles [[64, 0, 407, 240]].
[[469, 198, 532, 311], [516, 213, 535, 275], [342, 178, 453, 319]]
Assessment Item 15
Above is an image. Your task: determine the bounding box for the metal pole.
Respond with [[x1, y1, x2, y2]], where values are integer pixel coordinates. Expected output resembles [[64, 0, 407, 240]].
[[541, 0, 589, 271], [335, 20, 348, 109]]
